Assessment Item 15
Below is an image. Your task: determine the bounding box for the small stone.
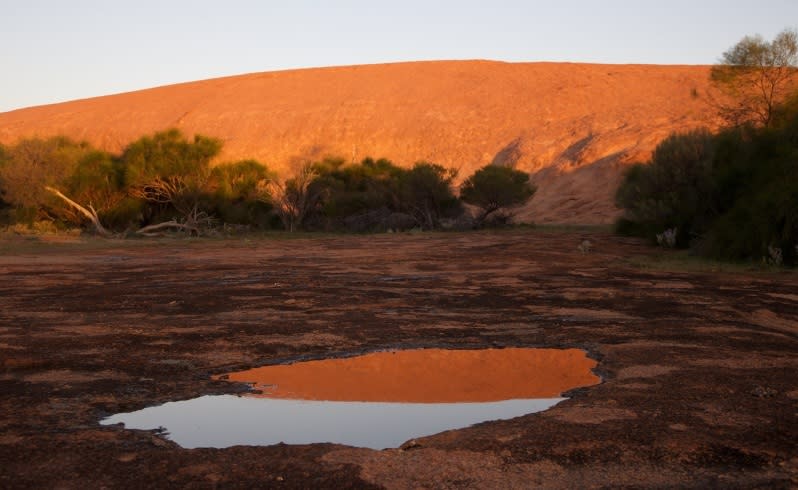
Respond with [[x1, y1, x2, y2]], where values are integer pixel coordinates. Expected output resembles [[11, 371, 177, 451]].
[[400, 439, 421, 451], [151, 436, 170, 447], [117, 453, 137, 462], [750, 385, 778, 398]]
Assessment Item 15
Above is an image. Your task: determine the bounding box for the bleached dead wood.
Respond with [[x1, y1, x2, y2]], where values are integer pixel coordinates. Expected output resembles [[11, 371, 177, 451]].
[[135, 220, 200, 237], [44, 186, 111, 237]]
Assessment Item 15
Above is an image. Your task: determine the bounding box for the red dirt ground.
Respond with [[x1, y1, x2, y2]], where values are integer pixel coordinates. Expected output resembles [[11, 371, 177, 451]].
[[0, 61, 722, 224], [0, 229, 796, 488]]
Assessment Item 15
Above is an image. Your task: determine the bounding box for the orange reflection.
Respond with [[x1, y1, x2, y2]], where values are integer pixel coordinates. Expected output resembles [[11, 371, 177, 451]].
[[219, 348, 600, 403]]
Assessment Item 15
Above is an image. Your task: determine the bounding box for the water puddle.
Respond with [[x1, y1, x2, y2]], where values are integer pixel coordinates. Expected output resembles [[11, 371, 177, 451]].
[[101, 347, 600, 449]]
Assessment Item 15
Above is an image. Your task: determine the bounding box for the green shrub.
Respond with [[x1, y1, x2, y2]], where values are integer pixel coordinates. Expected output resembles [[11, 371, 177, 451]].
[[276, 157, 461, 232], [0, 137, 91, 214], [615, 129, 716, 247], [119, 129, 222, 224], [699, 109, 798, 265], [208, 160, 275, 227], [616, 100, 798, 266], [120, 129, 221, 187], [460, 165, 536, 227], [306, 157, 404, 230], [100, 197, 144, 230], [397, 162, 461, 230], [59, 149, 127, 227]]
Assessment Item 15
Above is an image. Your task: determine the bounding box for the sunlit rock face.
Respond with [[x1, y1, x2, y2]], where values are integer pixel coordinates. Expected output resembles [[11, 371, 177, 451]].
[[0, 61, 721, 224]]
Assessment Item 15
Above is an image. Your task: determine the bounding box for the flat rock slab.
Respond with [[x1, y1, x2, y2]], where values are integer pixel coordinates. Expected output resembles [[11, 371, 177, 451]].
[[0, 229, 796, 488]]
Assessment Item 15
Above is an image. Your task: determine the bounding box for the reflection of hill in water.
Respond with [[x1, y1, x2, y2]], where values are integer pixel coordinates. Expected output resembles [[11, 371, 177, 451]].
[[221, 347, 600, 403]]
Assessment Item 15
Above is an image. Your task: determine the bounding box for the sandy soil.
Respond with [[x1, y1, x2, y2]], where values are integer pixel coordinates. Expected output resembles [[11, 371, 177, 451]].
[[0, 61, 722, 224], [0, 229, 796, 488]]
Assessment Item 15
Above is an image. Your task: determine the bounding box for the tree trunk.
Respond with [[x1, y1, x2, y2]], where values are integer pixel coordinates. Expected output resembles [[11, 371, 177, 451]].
[[44, 186, 111, 237]]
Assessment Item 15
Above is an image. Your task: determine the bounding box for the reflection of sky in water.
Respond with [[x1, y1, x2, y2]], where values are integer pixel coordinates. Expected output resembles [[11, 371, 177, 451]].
[[101, 395, 565, 449]]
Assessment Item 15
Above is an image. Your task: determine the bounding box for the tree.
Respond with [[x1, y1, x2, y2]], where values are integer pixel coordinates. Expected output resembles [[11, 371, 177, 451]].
[[120, 129, 222, 227], [700, 103, 798, 265], [460, 165, 536, 226], [615, 129, 716, 247], [396, 162, 460, 230], [210, 160, 274, 203], [208, 160, 275, 226], [615, 104, 798, 266], [0, 137, 90, 221], [300, 157, 405, 230], [273, 162, 324, 232], [60, 150, 127, 228], [711, 28, 798, 127], [0, 137, 123, 234], [121, 129, 221, 187]]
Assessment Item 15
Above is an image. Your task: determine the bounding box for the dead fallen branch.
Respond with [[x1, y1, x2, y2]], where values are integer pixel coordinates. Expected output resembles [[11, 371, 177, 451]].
[[135, 220, 200, 237], [44, 186, 111, 237]]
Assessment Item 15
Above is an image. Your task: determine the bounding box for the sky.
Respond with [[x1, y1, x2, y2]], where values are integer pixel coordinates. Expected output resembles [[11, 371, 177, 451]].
[[1, 0, 797, 112]]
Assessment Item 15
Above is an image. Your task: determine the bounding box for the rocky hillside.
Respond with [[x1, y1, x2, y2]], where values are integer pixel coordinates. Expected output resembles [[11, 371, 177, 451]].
[[0, 60, 720, 223]]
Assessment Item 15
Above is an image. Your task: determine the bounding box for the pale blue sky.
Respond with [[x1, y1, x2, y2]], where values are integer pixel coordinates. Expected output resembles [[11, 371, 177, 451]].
[[1, 0, 796, 112]]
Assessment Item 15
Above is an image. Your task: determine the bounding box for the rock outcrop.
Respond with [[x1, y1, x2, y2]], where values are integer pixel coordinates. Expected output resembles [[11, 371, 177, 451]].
[[0, 60, 720, 223]]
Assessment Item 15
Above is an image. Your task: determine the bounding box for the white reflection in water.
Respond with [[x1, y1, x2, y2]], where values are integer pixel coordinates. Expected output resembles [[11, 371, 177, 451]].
[[101, 395, 564, 449]]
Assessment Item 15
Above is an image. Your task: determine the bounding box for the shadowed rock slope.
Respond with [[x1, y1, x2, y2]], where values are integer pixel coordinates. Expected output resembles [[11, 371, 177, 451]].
[[0, 60, 720, 223]]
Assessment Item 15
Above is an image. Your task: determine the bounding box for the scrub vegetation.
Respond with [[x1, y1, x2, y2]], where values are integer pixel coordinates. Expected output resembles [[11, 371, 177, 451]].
[[616, 101, 798, 266], [616, 29, 798, 267], [0, 130, 535, 235], [710, 28, 798, 127]]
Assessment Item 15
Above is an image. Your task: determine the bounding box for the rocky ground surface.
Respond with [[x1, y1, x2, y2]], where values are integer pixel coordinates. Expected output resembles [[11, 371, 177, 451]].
[[0, 229, 796, 488]]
